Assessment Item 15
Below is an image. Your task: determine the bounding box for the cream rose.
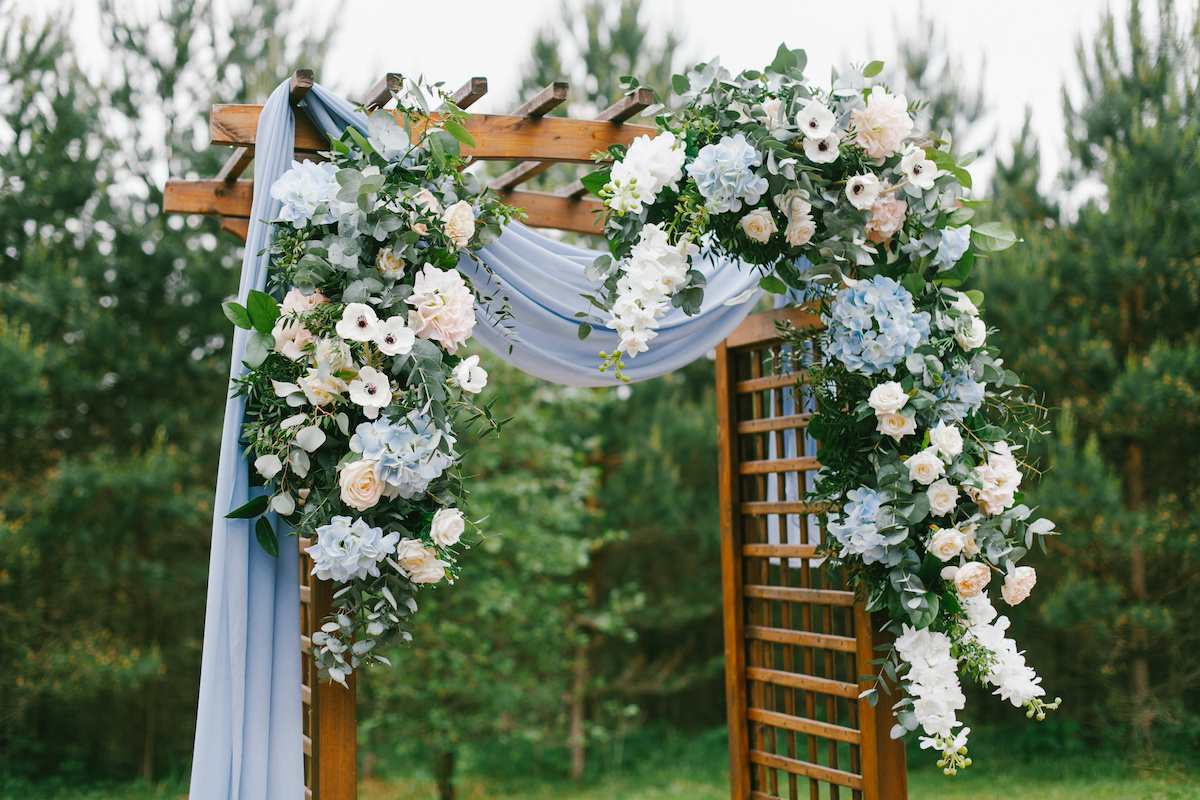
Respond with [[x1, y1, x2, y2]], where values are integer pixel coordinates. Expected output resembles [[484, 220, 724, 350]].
[[761, 97, 784, 130], [395, 537, 448, 584], [868, 381, 908, 414], [1001, 566, 1037, 606], [315, 337, 354, 374], [927, 478, 959, 517], [441, 200, 476, 249], [300, 369, 348, 406], [929, 528, 966, 562], [784, 198, 816, 247], [960, 524, 981, 557], [740, 208, 778, 243], [339, 459, 384, 512], [953, 561, 992, 598], [876, 412, 917, 441], [955, 316, 987, 350], [929, 420, 964, 460], [280, 287, 328, 315], [272, 316, 315, 361], [376, 248, 406, 280], [430, 508, 466, 547], [906, 447, 946, 485], [412, 188, 441, 215]]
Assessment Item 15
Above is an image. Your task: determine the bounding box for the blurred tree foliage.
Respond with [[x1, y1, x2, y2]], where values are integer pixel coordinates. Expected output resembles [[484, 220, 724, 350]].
[[980, 0, 1200, 756], [0, 0, 332, 781]]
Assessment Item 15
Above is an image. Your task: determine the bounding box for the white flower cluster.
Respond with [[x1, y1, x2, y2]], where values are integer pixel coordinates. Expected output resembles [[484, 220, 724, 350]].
[[893, 624, 966, 743], [966, 441, 1023, 516], [960, 593, 1046, 707], [607, 224, 699, 357], [603, 132, 687, 215], [306, 515, 401, 582]]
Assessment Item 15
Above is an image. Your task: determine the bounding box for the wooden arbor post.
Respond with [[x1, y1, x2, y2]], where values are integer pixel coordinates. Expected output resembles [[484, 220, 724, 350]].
[[715, 307, 907, 800]]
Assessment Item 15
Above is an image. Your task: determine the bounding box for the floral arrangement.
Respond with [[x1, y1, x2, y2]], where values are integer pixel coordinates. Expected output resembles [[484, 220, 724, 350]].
[[223, 76, 515, 685], [580, 45, 1060, 772]]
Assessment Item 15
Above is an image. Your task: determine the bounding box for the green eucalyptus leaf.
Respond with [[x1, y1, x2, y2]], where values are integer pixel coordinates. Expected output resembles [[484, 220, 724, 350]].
[[759, 275, 787, 294], [972, 222, 1018, 252], [863, 60, 884, 78], [441, 119, 476, 148], [244, 331, 274, 368]]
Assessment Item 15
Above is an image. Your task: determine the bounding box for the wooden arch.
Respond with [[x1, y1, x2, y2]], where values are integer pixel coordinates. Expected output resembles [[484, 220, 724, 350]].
[[164, 70, 907, 800]]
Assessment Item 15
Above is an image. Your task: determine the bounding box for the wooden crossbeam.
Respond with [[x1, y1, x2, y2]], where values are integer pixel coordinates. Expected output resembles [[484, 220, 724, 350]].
[[504, 190, 605, 236], [361, 73, 401, 110], [210, 106, 654, 161], [442, 76, 488, 111], [489, 82, 571, 192], [165, 179, 252, 216], [290, 69, 315, 106]]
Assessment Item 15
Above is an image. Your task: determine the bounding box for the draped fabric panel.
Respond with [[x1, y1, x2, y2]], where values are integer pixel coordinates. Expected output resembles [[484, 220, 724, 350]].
[[188, 80, 763, 797]]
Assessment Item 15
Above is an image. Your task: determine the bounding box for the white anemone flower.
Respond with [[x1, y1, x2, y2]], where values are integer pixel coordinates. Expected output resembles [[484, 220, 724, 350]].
[[348, 365, 392, 419], [374, 316, 416, 356], [450, 355, 488, 394], [803, 133, 840, 164], [796, 99, 836, 139], [335, 302, 380, 342]]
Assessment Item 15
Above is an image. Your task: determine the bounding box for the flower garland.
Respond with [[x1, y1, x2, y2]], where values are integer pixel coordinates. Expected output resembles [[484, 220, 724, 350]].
[[580, 45, 1060, 771], [224, 76, 516, 685]]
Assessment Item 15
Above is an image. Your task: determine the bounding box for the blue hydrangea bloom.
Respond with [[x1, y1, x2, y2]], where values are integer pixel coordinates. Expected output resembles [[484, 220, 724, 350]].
[[349, 411, 457, 498], [685, 133, 769, 214], [935, 371, 987, 421], [932, 225, 972, 271], [823, 276, 932, 375], [828, 487, 890, 565], [270, 160, 342, 228]]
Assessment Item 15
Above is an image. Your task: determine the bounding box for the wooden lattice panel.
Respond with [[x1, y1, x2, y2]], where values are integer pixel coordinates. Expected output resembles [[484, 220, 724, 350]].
[[717, 308, 906, 800]]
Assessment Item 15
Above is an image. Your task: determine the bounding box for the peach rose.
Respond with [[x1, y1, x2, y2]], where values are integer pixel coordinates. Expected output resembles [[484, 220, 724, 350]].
[[953, 561, 992, 598], [1001, 566, 1037, 606]]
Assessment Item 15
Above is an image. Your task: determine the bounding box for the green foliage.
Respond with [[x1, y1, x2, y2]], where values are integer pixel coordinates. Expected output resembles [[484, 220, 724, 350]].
[[982, 0, 1200, 753]]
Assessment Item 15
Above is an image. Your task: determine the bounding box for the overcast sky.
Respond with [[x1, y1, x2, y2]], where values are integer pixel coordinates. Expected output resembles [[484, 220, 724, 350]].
[[17, 0, 1128, 199]]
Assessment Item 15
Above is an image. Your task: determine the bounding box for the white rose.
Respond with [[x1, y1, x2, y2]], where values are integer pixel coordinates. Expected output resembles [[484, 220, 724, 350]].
[[906, 447, 946, 486], [396, 538, 448, 584], [929, 527, 965, 562], [450, 354, 488, 394], [845, 173, 881, 210], [955, 316, 987, 350], [926, 478, 960, 517], [784, 198, 816, 247], [929, 420, 964, 460], [951, 291, 979, 316], [761, 97, 784, 131], [300, 369, 347, 406], [876, 412, 917, 441], [1001, 566, 1037, 606], [339, 459, 384, 511], [376, 248, 406, 280], [335, 302, 379, 342], [441, 199, 476, 249], [412, 188, 441, 215], [740, 208, 778, 243], [430, 507, 466, 547], [953, 561, 992, 598], [868, 381, 908, 414]]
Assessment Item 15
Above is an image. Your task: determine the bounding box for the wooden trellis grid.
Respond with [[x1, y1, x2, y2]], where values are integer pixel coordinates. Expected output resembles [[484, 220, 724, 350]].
[[164, 70, 908, 800]]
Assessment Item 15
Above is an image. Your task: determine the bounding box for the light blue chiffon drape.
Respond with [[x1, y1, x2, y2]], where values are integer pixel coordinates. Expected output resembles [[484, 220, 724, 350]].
[[188, 80, 763, 798]]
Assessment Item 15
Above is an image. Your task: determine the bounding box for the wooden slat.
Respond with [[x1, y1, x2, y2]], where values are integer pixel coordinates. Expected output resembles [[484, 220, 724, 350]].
[[747, 708, 861, 746], [289, 69, 315, 107], [443, 76, 488, 111], [554, 87, 658, 200], [221, 218, 249, 242], [505, 189, 606, 236], [302, 734, 312, 757], [164, 179, 252, 217], [737, 414, 812, 434], [310, 576, 357, 800], [745, 666, 860, 699], [736, 372, 801, 394], [748, 749, 864, 790], [300, 584, 311, 604], [215, 146, 253, 181], [738, 457, 820, 475], [725, 306, 823, 350], [742, 543, 819, 559], [304, 787, 312, 800], [744, 625, 857, 653], [717, 337, 752, 800], [211, 105, 656, 161], [489, 82, 573, 192], [302, 683, 312, 705], [856, 606, 909, 799], [301, 634, 312, 650], [362, 73, 401, 110], [739, 501, 814, 515], [742, 584, 856, 607]]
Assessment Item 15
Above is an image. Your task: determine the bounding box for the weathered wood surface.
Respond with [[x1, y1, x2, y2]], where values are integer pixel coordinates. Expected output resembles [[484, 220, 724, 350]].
[[209, 104, 655, 161], [503, 190, 605, 235], [489, 81, 571, 192]]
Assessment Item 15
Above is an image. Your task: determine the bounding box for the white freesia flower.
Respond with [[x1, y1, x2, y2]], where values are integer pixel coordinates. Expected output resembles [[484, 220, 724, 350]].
[[740, 208, 778, 243], [906, 446, 946, 485], [374, 316, 416, 356], [430, 507, 466, 547], [900, 145, 941, 190], [803, 133, 840, 164], [868, 381, 908, 414], [336, 302, 380, 342], [348, 365, 392, 419], [796, 99, 836, 139], [929, 420, 964, 459], [845, 173, 882, 210], [450, 354, 488, 394], [927, 479, 960, 517]]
